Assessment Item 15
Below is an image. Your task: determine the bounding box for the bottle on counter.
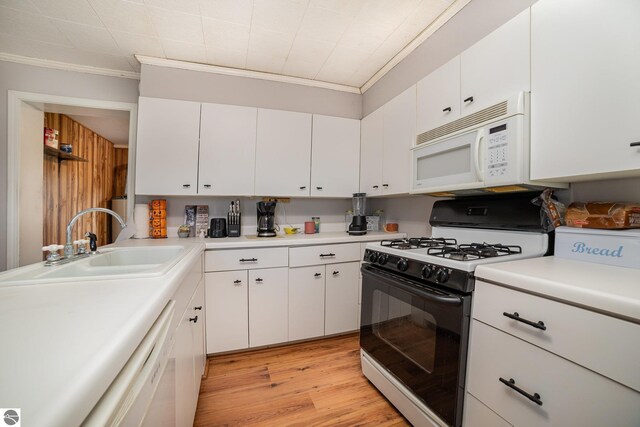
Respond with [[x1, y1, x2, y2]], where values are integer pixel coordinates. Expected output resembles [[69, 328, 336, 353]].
[[312, 216, 320, 233]]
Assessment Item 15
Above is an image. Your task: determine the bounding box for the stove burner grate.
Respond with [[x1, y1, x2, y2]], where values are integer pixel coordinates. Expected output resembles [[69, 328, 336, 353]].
[[380, 237, 457, 250], [427, 243, 522, 261]]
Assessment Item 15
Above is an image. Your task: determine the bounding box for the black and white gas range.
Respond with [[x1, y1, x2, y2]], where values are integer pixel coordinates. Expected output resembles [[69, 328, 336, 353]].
[[359, 195, 549, 427]]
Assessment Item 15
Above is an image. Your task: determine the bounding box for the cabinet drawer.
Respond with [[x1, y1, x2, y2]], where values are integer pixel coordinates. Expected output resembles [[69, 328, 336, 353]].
[[205, 247, 288, 272], [474, 280, 640, 392], [468, 321, 640, 427], [289, 243, 360, 267], [463, 393, 512, 427]]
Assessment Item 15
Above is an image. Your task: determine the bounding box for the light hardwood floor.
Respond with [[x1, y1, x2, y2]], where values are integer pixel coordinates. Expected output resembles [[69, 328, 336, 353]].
[[194, 333, 410, 427]]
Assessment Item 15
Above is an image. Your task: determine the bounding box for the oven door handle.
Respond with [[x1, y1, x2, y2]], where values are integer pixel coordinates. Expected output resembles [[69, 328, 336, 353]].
[[362, 265, 463, 306]]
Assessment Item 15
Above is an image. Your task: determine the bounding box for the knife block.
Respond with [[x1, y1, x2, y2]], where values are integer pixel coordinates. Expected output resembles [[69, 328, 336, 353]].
[[227, 213, 241, 237]]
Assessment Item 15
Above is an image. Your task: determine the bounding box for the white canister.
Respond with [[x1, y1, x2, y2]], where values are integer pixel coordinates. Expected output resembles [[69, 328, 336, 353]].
[[554, 226, 640, 269], [133, 204, 150, 238]]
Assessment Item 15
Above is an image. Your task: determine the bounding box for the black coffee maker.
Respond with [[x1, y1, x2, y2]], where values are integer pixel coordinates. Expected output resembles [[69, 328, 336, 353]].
[[256, 201, 277, 237]]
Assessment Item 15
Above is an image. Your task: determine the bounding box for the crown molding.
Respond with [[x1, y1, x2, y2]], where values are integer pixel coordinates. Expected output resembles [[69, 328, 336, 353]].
[[0, 53, 140, 80], [360, 0, 472, 93], [135, 55, 362, 95]]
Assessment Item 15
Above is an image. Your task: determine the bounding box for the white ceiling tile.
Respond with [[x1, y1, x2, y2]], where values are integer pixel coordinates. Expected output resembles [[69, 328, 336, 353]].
[[339, 18, 395, 53], [111, 31, 165, 57], [373, 29, 415, 60], [88, 0, 156, 36], [28, 0, 103, 26], [0, 6, 72, 46], [143, 0, 200, 15], [207, 47, 247, 69], [357, 0, 421, 29], [308, 0, 364, 17], [202, 17, 250, 52], [248, 28, 294, 58], [316, 44, 370, 81], [251, 0, 307, 35], [288, 36, 334, 64], [0, 0, 40, 13], [296, 6, 352, 43], [198, 0, 253, 26], [282, 58, 321, 79], [148, 6, 205, 44], [162, 39, 207, 63], [246, 51, 286, 74], [402, 0, 453, 35], [53, 20, 122, 55]]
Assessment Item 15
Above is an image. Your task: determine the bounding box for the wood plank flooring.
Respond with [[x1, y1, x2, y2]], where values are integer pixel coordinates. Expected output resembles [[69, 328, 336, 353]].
[[194, 334, 410, 427]]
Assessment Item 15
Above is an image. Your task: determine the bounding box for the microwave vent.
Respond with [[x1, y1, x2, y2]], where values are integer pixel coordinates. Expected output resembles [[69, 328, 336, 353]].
[[416, 99, 509, 145]]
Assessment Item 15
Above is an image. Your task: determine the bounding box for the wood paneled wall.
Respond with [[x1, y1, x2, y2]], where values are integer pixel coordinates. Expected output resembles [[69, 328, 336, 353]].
[[113, 147, 128, 197], [43, 114, 127, 248]]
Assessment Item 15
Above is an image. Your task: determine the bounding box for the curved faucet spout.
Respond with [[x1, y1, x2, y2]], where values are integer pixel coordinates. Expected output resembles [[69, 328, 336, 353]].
[[64, 207, 126, 257]]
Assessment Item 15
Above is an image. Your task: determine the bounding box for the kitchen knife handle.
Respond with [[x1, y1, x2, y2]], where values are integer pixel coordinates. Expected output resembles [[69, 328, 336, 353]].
[[503, 311, 547, 330]]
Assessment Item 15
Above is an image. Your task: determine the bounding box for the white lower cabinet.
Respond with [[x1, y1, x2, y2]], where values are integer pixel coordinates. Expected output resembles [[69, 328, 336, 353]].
[[248, 267, 289, 347], [463, 393, 511, 427], [325, 262, 360, 335], [289, 265, 326, 341], [205, 270, 249, 354]]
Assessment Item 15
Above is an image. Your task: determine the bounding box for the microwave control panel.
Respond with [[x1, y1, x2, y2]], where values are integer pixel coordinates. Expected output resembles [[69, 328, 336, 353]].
[[487, 123, 509, 178]]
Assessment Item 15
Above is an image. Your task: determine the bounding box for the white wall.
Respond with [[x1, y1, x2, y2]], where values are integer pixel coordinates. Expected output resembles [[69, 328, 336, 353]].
[[18, 102, 44, 266], [0, 60, 139, 272], [139, 64, 362, 119]]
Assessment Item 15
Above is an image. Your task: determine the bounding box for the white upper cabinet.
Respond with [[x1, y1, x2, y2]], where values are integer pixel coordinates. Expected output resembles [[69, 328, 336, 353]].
[[136, 97, 201, 195], [311, 115, 361, 197], [359, 107, 384, 196], [382, 85, 416, 195], [530, 0, 640, 181], [417, 56, 461, 134], [360, 85, 416, 196], [460, 7, 530, 116], [198, 103, 257, 196], [255, 108, 312, 197]]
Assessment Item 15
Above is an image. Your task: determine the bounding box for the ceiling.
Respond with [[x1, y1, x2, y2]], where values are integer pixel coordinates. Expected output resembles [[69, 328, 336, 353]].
[[0, 0, 464, 90], [41, 103, 130, 145]]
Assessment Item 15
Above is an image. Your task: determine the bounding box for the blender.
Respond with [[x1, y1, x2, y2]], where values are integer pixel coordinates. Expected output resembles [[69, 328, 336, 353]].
[[348, 193, 367, 235]]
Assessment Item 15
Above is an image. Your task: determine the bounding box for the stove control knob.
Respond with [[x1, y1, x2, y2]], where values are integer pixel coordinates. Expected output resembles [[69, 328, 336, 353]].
[[436, 268, 450, 283], [397, 258, 409, 272], [368, 251, 379, 263], [421, 265, 434, 279], [378, 253, 389, 265]]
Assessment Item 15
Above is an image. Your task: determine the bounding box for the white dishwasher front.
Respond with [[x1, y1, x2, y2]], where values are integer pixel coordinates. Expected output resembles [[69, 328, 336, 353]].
[[83, 300, 176, 427]]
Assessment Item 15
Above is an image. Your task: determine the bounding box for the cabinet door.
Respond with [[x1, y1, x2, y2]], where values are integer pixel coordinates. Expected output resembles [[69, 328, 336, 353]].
[[460, 8, 530, 116], [174, 308, 196, 427], [325, 262, 360, 335], [255, 109, 312, 197], [359, 107, 384, 195], [382, 85, 415, 195], [531, 0, 640, 181], [248, 267, 288, 347], [191, 279, 206, 381], [311, 115, 361, 197], [288, 265, 325, 341], [135, 97, 201, 195], [416, 56, 461, 134], [199, 103, 257, 196], [205, 270, 248, 354]]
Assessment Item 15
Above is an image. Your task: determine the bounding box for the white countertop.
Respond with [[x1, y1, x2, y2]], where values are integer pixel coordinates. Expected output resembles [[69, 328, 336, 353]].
[[188, 230, 405, 249], [475, 256, 640, 323], [0, 240, 205, 427]]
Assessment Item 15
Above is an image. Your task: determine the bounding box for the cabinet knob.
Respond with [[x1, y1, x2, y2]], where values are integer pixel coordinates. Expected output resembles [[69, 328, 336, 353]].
[[316, 186, 323, 190], [204, 184, 211, 189], [233, 279, 242, 284], [299, 186, 307, 190], [182, 184, 191, 189], [630, 141, 640, 147], [194, 306, 202, 311], [314, 272, 322, 277], [332, 271, 339, 276], [442, 107, 452, 113], [255, 278, 263, 283], [189, 316, 198, 323], [463, 96, 474, 103], [382, 184, 389, 188], [372, 185, 379, 189]]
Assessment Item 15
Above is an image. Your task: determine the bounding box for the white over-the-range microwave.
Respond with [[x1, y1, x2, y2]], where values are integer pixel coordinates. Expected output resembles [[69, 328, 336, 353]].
[[411, 92, 567, 196]]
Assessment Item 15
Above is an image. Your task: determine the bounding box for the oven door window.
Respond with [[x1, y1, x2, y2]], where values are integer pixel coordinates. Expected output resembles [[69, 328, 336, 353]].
[[360, 266, 470, 427], [372, 288, 437, 374]]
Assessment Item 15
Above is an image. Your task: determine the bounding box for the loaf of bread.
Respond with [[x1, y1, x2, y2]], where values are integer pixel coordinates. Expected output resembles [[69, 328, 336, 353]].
[[565, 202, 640, 229]]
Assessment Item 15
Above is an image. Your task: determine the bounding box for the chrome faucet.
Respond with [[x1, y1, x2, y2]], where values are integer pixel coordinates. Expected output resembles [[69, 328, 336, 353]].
[[64, 207, 126, 258]]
